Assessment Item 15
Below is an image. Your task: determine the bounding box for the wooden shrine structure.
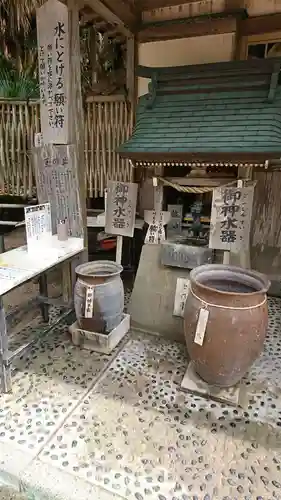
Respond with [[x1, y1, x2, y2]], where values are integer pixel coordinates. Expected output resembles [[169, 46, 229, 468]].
[[31, 0, 281, 292]]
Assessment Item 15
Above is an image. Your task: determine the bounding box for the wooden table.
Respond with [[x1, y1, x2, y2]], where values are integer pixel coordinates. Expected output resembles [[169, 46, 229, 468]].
[[0, 236, 84, 393]]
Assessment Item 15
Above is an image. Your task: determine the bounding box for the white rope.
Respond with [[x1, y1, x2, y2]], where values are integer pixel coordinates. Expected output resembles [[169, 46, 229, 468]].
[[190, 287, 267, 310]]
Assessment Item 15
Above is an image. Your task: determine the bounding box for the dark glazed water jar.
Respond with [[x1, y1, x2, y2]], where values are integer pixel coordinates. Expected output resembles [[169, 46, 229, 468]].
[[74, 260, 124, 334], [184, 264, 270, 387]]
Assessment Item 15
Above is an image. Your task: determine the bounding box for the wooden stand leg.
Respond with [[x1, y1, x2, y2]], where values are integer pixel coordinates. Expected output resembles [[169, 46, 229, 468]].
[[39, 274, 49, 322], [116, 235, 123, 265], [62, 262, 72, 304], [0, 298, 11, 393], [223, 251, 230, 265], [0, 235, 5, 254]]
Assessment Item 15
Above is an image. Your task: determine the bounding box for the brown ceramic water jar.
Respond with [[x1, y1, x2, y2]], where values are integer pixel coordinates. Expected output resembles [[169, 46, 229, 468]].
[[184, 264, 270, 387]]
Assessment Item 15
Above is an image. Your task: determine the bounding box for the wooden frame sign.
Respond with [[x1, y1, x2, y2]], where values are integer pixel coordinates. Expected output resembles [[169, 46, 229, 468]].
[[209, 183, 255, 253], [105, 181, 138, 238]]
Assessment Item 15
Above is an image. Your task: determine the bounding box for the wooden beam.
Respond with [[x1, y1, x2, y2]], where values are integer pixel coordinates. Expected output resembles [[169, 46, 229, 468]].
[[119, 151, 277, 162], [141, 0, 244, 11], [83, 0, 137, 35], [126, 35, 136, 103], [142, 0, 203, 8], [138, 16, 238, 43], [104, 0, 138, 28], [240, 13, 281, 37]]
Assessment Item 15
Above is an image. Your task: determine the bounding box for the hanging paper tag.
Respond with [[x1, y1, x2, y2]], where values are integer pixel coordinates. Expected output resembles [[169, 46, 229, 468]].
[[85, 286, 94, 318], [153, 177, 158, 187], [194, 308, 209, 346], [34, 133, 43, 148], [173, 278, 190, 317], [237, 179, 243, 188]]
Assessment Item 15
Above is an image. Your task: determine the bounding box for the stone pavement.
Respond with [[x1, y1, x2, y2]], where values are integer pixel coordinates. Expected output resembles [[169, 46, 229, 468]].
[[0, 486, 29, 500], [0, 299, 281, 500]]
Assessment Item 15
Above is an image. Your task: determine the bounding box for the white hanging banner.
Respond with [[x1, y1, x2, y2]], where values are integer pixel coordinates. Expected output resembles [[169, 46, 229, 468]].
[[24, 203, 52, 254], [173, 278, 190, 317], [37, 0, 70, 144], [209, 183, 255, 253], [34, 133, 43, 148], [144, 210, 170, 245], [194, 308, 209, 346], [85, 287, 94, 318]]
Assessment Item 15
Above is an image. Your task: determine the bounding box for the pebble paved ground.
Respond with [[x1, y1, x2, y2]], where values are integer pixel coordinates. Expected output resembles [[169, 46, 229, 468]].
[[0, 487, 27, 500], [1, 229, 281, 500]]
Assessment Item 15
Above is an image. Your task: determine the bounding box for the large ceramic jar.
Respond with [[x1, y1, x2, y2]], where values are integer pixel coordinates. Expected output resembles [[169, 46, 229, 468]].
[[184, 264, 270, 387], [74, 260, 124, 334]]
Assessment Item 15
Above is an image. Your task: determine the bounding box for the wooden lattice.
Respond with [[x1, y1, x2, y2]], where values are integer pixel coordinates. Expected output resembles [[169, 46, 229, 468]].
[[0, 96, 133, 198]]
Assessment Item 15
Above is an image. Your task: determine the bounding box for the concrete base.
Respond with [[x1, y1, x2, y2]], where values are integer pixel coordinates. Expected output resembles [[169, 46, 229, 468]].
[[181, 362, 241, 407], [129, 244, 190, 343]]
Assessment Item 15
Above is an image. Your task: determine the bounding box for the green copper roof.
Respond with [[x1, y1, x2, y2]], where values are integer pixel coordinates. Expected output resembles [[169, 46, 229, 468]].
[[119, 58, 281, 162]]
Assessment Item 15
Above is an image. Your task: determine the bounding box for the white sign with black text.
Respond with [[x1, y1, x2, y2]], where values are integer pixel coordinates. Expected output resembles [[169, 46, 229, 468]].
[[37, 0, 70, 144], [24, 203, 52, 254], [173, 277, 190, 317], [209, 183, 255, 253], [105, 181, 138, 238], [144, 210, 170, 245]]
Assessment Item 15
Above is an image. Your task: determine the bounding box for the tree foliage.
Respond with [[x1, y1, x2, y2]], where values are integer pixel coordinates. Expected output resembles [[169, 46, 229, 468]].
[[0, 0, 126, 99]]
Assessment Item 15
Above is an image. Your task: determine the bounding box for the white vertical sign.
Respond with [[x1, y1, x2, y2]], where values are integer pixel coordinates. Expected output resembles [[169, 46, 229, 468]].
[[173, 277, 190, 317], [209, 184, 255, 253], [144, 210, 170, 245], [25, 203, 52, 254], [105, 181, 138, 238], [37, 0, 70, 144]]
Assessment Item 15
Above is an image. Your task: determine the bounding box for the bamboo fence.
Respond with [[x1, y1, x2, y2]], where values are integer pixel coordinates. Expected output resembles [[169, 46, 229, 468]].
[[0, 95, 133, 198]]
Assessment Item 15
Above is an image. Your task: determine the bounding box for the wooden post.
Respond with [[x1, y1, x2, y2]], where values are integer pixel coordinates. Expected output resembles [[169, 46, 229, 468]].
[[61, 0, 88, 298], [116, 235, 123, 265], [126, 35, 136, 105], [223, 251, 230, 265], [36, 0, 87, 304], [68, 0, 87, 250]]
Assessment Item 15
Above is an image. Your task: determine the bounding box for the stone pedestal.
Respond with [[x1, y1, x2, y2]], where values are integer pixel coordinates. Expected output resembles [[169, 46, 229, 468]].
[[129, 244, 190, 342], [181, 362, 241, 406]]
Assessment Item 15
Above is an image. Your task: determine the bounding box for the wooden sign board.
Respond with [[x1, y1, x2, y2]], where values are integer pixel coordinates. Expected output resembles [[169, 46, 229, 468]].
[[34, 133, 43, 148], [167, 204, 183, 238], [33, 144, 83, 238], [144, 210, 170, 245], [25, 203, 52, 254], [37, 0, 70, 144], [209, 184, 255, 253], [173, 277, 190, 317], [105, 181, 138, 238]]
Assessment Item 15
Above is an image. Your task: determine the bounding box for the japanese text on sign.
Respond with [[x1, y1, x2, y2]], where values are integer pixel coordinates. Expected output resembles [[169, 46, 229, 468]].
[[209, 184, 255, 252], [24, 203, 52, 254], [173, 278, 190, 317], [144, 210, 170, 245], [105, 181, 138, 238], [33, 144, 83, 238], [37, 0, 70, 144]]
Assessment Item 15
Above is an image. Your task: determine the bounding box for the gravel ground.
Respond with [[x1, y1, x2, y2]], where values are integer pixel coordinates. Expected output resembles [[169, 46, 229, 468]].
[[0, 487, 28, 500]]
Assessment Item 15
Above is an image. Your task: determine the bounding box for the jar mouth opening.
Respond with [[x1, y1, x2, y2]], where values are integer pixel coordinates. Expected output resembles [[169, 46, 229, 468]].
[[190, 264, 270, 296], [75, 260, 123, 279]]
